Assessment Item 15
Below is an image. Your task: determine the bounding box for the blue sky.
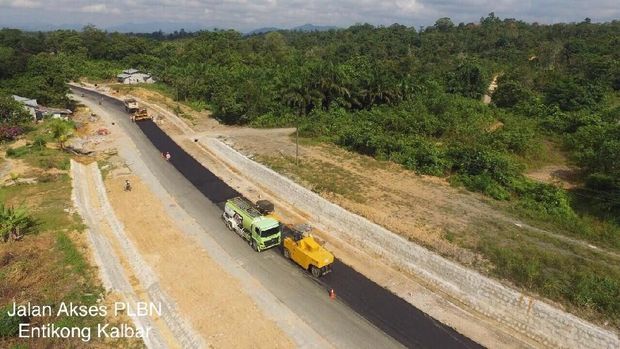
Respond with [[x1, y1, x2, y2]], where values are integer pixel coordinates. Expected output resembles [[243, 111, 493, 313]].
[[0, 0, 618, 32]]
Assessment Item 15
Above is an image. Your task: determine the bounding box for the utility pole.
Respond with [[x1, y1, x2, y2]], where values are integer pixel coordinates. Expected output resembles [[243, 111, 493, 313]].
[[295, 112, 299, 165]]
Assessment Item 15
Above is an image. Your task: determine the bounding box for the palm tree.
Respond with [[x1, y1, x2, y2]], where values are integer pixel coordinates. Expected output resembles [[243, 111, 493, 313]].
[[311, 63, 350, 110], [47, 119, 74, 150], [281, 80, 322, 164], [0, 204, 35, 242]]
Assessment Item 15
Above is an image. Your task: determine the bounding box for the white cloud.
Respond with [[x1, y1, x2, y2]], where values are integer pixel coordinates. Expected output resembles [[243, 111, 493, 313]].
[[0, 0, 618, 31], [0, 0, 42, 8], [80, 3, 120, 14]]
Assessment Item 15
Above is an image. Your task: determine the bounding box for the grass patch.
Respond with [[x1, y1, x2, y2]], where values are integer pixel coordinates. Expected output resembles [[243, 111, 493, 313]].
[[256, 154, 367, 203], [507, 199, 620, 251], [5, 128, 71, 171], [0, 128, 121, 347], [56, 232, 88, 275], [0, 174, 82, 233], [518, 137, 568, 171], [477, 232, 620, 327]]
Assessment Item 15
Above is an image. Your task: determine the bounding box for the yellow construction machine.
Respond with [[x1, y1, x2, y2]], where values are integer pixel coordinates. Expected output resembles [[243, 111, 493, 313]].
[[132, 108, 151, 121], [282, 225, 334, 277]]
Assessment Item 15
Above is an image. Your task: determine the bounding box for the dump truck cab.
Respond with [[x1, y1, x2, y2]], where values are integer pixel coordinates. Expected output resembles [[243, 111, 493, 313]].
[[123, 98, 139, 113], [282, 227, 334, 277], [223, 197, 281, 252]]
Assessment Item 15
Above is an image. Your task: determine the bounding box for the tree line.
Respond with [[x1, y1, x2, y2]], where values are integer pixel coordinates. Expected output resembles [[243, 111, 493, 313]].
[[0, 15, 617, 218]]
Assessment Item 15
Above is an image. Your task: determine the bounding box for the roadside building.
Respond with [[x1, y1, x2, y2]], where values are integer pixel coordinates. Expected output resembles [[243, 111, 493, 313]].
[[11, 95, 72, 121], [116, 68, 155, 84], [12, 95, 39, 120], [39, 106, 73, 120]]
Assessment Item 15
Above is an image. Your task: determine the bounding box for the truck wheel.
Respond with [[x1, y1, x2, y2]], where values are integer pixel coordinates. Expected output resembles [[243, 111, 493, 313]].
[[225, 220, 232, 230], [251, 239, 259, 252], [283, 248, 290, 259], [310, 265, 321, 278]]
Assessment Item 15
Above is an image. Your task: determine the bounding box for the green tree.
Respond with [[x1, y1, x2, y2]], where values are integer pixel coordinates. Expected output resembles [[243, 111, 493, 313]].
[[47, 119, 74, 149], [446, 60, 488, 99], [0, 204, 35, 242], [434, 17, 455, 32], [0, 94, 31, 125], [282, 76, 322, 163]]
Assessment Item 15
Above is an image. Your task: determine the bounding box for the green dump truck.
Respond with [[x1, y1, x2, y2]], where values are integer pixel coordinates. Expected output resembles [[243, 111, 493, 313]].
[[223, 197, 281, 252]]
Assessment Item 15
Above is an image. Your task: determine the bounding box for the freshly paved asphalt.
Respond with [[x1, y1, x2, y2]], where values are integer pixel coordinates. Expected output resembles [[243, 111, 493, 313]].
[[72, 85, 483, 349]]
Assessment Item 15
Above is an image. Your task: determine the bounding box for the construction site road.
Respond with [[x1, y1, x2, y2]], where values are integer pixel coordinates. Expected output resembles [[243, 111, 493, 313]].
[[72, 85, 482, 349]]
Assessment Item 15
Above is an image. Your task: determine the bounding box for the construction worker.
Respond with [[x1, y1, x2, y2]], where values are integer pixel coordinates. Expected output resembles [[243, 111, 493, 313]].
[[165, 152, 171, 161], [124, 179, 132, 192]]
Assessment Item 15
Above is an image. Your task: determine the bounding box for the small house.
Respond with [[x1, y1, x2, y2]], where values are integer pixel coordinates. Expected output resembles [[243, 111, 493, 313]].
[[12, 95, 39, 120], [116, 68, 155, 84], [38, 106, 73, 120], [12, 95, 72, 121]]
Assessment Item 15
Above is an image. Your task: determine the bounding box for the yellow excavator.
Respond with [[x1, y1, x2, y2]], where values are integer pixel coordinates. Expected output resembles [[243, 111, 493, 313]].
[[281, 225, 334, 277]]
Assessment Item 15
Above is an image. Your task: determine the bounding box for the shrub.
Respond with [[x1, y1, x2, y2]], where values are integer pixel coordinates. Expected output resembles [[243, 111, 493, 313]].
[[390, 139, 450, 176], [448, 146, 521, 186], [32, 135, 47, 149], [453, 174, 511, 200], [514, 180, 575, 218], [0, 204, 36, 242], [569, 272, 620, 315], [0, 305, 23, 337], [0, 124, 24, 141]]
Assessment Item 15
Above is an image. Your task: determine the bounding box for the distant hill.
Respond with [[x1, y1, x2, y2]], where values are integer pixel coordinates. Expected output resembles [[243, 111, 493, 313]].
[[3, 22, 337, 35], [105, 22, 217, 33], [245, 27, 281, 35], [245, 24, 338, 35], [293, 24, 338, 32]]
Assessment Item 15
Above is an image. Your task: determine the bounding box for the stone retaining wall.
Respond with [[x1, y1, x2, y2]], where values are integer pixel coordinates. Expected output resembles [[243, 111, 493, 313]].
[[205, 138, 619, 349]]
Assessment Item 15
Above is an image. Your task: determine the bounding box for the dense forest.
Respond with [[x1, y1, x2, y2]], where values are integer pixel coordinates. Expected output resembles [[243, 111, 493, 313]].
[[1, 14, 619, 325]]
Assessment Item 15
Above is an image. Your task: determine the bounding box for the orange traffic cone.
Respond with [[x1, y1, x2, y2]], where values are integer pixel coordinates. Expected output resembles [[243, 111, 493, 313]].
[[329, 288, 336, 300]]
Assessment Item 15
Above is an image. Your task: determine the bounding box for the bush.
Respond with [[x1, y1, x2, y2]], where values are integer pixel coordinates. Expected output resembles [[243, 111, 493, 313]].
[[493, 80, 533, 108], [390, 139, 449, 176], [453, 174, 511, 200], [0, 305, 23, 337], [0, 124, 24, 141], [544, 78, 604, 112], [5, 145, 30, 158], [448, 146, 521, 186], [513, 180, 575, 218], [32, 135, 47, 149]]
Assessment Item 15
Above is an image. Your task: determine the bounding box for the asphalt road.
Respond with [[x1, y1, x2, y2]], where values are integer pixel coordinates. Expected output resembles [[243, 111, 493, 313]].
[[72, 86, 482, 349]]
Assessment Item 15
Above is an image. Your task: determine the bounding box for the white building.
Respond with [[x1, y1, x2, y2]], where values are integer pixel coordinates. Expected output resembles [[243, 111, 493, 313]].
[[116, 68, 155, 84]]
